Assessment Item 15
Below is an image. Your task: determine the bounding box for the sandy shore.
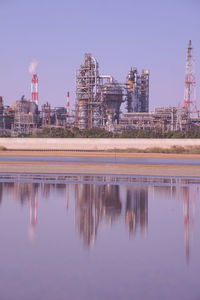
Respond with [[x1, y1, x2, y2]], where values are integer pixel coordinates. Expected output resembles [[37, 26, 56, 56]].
[[0, 151, 200, 177]]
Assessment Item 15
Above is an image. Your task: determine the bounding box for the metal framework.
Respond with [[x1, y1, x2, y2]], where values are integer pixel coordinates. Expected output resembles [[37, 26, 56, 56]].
[[66, 92, 70, 117], [183, 40, 197, 117], [140, 70, 149, 112], [126, 68, 149, 113], [75, 54, 123, 130], [75, 54, 100, 129], [12, 96, 38, 136], [41, 102, 51, 126], [118, 106, 190, 132]]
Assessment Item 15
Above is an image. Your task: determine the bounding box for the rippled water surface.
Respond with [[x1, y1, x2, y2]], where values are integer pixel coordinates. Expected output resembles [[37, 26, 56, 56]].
[[0, 175, 200, 300]]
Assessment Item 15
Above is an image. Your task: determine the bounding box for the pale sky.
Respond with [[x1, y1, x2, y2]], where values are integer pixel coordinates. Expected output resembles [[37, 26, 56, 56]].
[[0, 0, 199, 111]]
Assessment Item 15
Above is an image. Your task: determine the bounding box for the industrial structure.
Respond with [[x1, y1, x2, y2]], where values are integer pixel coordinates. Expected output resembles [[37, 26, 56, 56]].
[[0, 97, 3, 134], [74, 183, 148, 247], [126, 68, 149, 113], [183, 40, 197, 117], [75, 53, 123, 131], [0, 95, 71, 136], [11, 96, 39, 136], [0, 64, 72, 135], [118, 107, 190, 132], [74, 53, 151, 131], [0, 41, 200, 136], [31, 74, 39, 105]]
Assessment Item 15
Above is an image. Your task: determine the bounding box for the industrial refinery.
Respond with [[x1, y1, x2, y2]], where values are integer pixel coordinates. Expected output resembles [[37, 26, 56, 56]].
[[0, 40, 199, 136]]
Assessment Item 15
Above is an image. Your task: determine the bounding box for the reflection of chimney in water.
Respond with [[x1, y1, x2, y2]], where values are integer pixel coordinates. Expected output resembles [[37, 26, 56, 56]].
[[29, 194, 37, 242], [66, 184, 69, 210], [0, 183, 2, 205]]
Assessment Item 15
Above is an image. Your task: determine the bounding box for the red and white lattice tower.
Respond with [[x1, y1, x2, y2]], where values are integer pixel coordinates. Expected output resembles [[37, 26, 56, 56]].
[[66, 92, 70, 117], [31, 74, 38, 105], [183, 40, 197, 117]]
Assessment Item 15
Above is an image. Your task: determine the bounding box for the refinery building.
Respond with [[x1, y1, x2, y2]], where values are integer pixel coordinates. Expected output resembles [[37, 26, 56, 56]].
[[0, 41, 199, 136]]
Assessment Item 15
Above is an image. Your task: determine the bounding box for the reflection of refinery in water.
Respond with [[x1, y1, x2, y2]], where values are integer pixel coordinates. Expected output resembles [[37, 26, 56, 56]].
[[0, 179, 198, 261], [74, 184, 148, 247], [150, 182, 198, 263], [0, 181, 148, 247]]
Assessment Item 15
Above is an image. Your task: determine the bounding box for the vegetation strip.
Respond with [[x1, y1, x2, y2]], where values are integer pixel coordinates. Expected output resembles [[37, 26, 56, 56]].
[[2, 127, 200, 138]]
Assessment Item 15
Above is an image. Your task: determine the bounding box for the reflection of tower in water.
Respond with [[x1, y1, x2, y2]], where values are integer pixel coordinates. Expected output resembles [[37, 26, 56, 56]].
[[3, 182, 39, 204], [102, 185, 121, 224], [3, 182, 40, 242], [75, 184, 122, 248], [182, 186, 197, 263], [74, 184, 149, 247], [125, 187, 148, 236], [75, 184, 102, 248], [150, 181, 198, 263], [41, 183, 51, 199]]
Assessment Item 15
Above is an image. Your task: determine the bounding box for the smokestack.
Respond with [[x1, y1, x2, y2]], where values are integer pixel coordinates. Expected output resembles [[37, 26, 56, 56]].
[[29, 59, 39, 105], [67, 92, 70, 117], [31, 74, 39, 105]]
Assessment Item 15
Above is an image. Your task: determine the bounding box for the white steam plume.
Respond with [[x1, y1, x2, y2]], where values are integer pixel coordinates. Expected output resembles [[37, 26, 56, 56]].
[[29, 59, 38, 74]]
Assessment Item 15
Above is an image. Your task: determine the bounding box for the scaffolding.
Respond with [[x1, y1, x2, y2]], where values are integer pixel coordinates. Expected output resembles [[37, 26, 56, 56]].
[[75, 53, 123, 130], [0, 97, 3, 134], [41, 102, 51, 127], [126, 68, 149, 113], [12, 96, 38, 136], [140, 70, 149, 112], [75, 54, 99, 129], [183, 40, 197, 117], [117, 107, 190, 132]]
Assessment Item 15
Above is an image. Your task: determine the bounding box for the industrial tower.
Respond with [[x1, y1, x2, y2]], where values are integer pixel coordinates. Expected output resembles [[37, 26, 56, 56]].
[[31, 74, 39, 105], [183, 40, 197, 117], [67, 92, 70, 117], [126, 68, 149, 113], [75, 54, 123, 130]]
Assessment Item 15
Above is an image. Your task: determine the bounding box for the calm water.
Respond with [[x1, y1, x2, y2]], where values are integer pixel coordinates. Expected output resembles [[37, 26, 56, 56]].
[[1, 155, 200, 165], [0, 175, 200, 300]]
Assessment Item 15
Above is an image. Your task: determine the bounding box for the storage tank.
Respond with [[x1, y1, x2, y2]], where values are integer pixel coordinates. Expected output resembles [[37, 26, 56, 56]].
[[102, 82, 123, 122]]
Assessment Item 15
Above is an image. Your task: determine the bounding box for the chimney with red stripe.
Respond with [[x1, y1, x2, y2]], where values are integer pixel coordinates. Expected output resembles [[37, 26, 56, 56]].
[[31, 74, 38, 105]]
